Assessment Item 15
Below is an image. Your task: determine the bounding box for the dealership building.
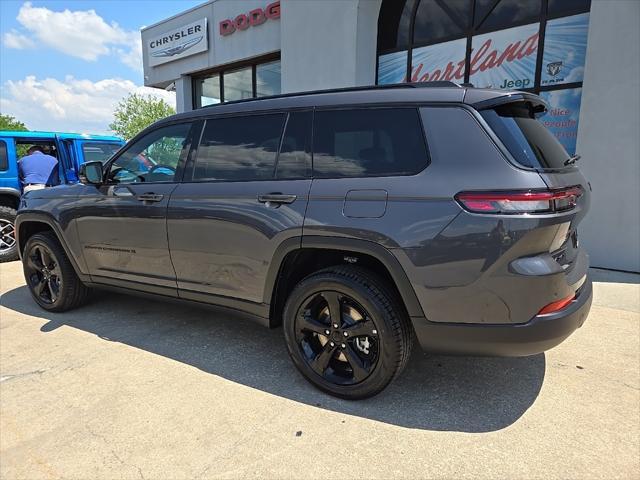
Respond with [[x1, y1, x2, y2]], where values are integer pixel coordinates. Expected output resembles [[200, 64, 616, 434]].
[[142, 0, 639, 272]]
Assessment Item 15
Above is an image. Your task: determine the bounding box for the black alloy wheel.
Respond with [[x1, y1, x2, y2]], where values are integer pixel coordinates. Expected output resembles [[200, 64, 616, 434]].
[[283, 266, 413, 399], [24, 243, 62, 304], [295, 290, 379, 385], [22, 232, 90, 312]]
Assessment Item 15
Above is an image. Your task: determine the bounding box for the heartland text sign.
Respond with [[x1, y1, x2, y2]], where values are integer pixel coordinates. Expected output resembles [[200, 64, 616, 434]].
[[147, 18, 208, 67]]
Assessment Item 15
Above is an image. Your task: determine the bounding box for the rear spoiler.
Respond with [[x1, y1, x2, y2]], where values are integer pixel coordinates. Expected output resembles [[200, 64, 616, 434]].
[[466, 91, 549, 113]]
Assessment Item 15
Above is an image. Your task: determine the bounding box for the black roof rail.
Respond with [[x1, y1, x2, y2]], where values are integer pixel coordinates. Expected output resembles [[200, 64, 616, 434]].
[[203, 81, 464, 108]]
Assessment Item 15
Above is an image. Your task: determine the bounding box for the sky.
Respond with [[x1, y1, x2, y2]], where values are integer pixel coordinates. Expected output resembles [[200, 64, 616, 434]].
[[0, 0, 203, 134]]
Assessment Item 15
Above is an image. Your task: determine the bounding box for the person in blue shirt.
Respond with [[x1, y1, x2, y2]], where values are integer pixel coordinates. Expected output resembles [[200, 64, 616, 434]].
[[18, 146, 58, 193]]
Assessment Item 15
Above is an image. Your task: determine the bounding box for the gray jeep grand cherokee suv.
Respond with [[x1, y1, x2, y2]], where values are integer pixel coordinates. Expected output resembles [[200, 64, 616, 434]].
[[16, 83, 592, 399]]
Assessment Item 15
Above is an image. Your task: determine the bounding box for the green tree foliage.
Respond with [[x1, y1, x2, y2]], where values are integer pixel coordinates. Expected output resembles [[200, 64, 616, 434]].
[[109, 93, 175, 140], [0, 114, 28, 132]]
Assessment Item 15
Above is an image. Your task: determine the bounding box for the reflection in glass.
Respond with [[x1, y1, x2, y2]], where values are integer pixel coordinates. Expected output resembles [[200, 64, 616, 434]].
[[224, 67, 253, 102], [256, 60, 281, 97], [199, 75, 221, 106]]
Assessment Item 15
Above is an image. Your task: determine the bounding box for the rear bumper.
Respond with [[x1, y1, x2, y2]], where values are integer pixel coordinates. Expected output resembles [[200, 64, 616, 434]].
[[412, 277, 592, 356]]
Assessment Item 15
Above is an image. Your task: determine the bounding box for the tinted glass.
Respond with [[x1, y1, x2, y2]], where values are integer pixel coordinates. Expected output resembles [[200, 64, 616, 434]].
[[82, 142, 121, 164], [223, 67, 253, 102], [256, 60, 281, 97], [377, 0, 415, 51], [313, 109, 429, 178], [477, 0, 540, 31], [108, 123, 192, 183], [481, 102, 571, 169], [413, 0, 470, 45], [548, 0, 591, 17], [193, 114, 285, 181], [276, 112, 312, 179], [196, 75, 221, 107], [0, 141, 7, 171]]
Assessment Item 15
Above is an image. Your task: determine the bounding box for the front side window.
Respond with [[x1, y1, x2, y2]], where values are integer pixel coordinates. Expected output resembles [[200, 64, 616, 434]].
[[107, 123, 192, 183], [481, 102, 571, 169], [193, 114, 285, 182], [313, 108, 429, 178], [82, 142, 121, 164]]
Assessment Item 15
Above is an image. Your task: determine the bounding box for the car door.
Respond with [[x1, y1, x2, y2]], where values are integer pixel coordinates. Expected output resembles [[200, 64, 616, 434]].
[[74, 122, 198, 294], [167, 111, 312, 308]]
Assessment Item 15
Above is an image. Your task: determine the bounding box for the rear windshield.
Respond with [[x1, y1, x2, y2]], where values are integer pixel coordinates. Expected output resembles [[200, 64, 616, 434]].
[[82, 142, 121, 164], [480, 103, 571, 169]]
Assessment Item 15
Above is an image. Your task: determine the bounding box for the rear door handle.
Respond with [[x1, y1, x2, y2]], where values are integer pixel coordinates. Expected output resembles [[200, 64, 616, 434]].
[[137, 192, 164, 203], [257, 193, 297, 205]]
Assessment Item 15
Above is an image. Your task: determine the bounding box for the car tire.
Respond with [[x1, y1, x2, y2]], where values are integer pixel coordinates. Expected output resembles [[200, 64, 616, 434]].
[[22, 231, 90, 312], [0, 205, 19, 263], [283, 265, 413, 399]]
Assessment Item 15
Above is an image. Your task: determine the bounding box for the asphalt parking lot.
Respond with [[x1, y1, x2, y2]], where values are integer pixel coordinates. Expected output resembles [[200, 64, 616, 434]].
[[1, 261, 638, 479]]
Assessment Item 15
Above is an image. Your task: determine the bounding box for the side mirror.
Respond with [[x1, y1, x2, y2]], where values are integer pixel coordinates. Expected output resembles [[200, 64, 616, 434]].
[[78, 161, 103, 185]]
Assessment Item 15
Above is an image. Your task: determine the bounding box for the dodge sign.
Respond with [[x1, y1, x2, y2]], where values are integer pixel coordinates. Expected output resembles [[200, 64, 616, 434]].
[[147, 18, 208, 67]]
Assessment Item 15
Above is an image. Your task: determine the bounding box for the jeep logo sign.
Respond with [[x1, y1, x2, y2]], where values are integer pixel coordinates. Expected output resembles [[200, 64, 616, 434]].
[[219, 1, 280, 36], [147, 18, 208, 67]]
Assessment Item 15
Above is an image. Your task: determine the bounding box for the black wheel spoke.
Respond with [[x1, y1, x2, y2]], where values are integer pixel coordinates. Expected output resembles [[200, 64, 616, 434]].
[[344, 344, 370, 382], [321, 292, 342, 327], [48, 280, 58, 302], [298, 311, 328, 336], [344, 318, 376, 338], [40, 248, 54, 269], [30, 248, 44, 270], [35, 278, 48, 297], [310, 342, 337, 376]]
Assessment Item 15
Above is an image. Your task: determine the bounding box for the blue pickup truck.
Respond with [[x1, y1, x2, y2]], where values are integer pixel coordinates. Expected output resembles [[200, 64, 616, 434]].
[[0, 131, 124, 262]]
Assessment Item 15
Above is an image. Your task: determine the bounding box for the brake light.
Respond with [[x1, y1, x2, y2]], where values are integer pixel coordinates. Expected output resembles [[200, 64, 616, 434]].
[[537, 294, 575, 315], [456, 187, 582, 214]]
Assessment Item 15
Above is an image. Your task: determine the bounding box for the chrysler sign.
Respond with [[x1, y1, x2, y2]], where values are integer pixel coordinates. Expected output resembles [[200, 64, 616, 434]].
[[147, 18, 208, 67]]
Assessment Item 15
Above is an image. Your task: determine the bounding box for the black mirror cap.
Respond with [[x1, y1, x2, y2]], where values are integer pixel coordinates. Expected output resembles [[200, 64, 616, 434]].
[[78, 161, 103, 185]]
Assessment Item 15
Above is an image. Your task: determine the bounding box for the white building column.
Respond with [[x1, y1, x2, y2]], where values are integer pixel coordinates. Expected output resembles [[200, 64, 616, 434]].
[[576, 0, 640, 272], [280, 0, 382, 93], [175, 76, 194, 113]]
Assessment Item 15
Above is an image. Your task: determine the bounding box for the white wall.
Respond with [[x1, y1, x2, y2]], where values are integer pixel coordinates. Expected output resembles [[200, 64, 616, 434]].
[[576, 0, 640, 272], [281, 0, 381, 93]]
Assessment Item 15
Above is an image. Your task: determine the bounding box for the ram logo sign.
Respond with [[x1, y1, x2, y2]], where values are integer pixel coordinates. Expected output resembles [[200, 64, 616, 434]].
[[147, 18, 208, 67]]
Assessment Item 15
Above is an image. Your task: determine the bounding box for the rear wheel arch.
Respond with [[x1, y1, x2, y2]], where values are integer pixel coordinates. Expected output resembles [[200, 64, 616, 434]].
[[266, 236, 424, 327]]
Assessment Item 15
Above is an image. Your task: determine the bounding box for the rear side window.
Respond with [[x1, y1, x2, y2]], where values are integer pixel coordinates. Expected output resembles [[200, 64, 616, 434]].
[[481, 103, 571, 169], [313, 108, 429, 178], [193, 114, 286, 181], [0, 141, 7, 171], [82, 142, 121, 164]]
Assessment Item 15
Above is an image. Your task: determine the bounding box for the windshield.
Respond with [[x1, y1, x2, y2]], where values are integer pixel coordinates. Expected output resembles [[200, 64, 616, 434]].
[[480, 102, 572, 169], [82, 142, 122, 164]]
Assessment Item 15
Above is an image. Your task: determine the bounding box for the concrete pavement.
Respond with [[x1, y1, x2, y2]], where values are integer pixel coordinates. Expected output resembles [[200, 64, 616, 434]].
[[1, 261, 638, 479]]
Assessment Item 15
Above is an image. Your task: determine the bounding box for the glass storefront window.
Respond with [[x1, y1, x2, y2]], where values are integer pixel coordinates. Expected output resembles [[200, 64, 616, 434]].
[[469, 22, 539, 89], [378, 50, 408, 84], [193, 57, 281, 107], [223, 67, 253, 102], [198, 75, 221, 106], [539, 88, 583, 155], [256, 60, 281, 97], [541, 12, 589, 87], [410, 38, 466, 83]]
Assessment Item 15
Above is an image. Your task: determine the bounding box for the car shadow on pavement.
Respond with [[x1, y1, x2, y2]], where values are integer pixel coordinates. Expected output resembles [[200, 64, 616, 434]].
[[1, 286, 545, 433]]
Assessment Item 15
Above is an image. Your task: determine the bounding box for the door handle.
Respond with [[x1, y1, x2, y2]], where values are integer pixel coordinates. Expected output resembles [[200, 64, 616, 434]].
[[257, 193, 297, 205], [137, 192, 164, 203]]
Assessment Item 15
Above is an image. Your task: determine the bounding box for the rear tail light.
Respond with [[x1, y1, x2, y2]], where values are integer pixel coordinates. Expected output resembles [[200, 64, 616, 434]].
[[456, 187, 582, 214], [537, 294, 576, 316]]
